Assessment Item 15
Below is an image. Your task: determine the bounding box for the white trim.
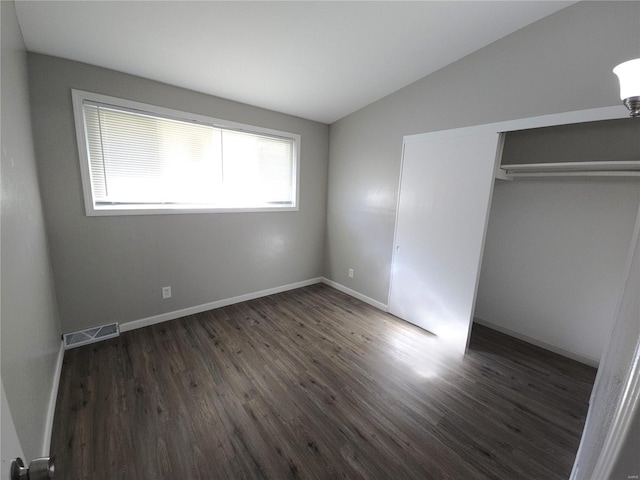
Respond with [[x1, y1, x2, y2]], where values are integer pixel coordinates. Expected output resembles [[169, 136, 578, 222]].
[[595, 202, 640, 401], [71, 89, 301, 217], [43, 340, 64, 456], [120, 278, 322, 333], [321, 277, 388, 311], [493, 138, 512, 181], [588, 202, 640, 479], [85, 205, 300, 216], [403, 105, 628, 144], [591, 338, 640, 479], [72, 89, 97, 215], [473, 317, 599, 367]]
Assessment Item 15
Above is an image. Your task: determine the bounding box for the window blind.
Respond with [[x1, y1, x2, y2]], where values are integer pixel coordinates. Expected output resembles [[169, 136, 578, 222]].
[[82, 101, 296, 209]]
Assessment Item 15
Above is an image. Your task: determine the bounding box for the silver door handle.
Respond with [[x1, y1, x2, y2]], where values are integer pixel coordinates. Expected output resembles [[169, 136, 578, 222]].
[[11, 457, 54, 480]]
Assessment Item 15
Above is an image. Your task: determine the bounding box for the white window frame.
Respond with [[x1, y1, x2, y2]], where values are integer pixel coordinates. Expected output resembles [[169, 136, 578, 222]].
[[72, 89, 300, 216]]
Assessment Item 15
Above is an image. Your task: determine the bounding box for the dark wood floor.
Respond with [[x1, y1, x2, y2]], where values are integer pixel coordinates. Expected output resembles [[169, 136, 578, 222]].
[[51, 284, 596, 479]]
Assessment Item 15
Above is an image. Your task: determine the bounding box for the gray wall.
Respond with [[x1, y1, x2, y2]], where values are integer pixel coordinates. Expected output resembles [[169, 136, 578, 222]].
[[28, 54, 329, 334], [325, 1, 640, 362], [1, 0, 62, 460], [475, 179, 640, 365]]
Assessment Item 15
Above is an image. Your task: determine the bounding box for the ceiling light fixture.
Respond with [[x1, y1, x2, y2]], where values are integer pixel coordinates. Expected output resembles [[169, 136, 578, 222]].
[[613, 58, 640, 117]]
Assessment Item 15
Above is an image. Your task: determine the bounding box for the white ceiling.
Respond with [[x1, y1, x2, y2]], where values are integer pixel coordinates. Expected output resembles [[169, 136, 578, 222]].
[[15, 1, 574, 124]]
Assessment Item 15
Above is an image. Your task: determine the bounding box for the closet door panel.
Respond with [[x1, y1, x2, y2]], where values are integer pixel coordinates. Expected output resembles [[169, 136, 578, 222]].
[[389, 132, 499, 354]]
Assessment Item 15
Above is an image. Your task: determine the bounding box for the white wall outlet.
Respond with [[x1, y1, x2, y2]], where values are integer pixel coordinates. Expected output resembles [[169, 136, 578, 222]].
[[162, 286, 172, 299], [348, 268, 354, 278]]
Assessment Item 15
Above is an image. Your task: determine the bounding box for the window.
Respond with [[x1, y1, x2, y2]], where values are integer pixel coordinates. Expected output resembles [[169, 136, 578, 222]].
[[72, 90, 299, 215]]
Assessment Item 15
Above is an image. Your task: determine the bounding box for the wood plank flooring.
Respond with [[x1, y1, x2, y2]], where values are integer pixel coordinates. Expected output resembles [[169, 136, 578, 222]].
[[50, 284, 596, 479]]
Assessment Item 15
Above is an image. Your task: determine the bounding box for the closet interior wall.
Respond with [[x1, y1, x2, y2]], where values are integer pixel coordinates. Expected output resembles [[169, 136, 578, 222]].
[[474, 118, 640, 366]]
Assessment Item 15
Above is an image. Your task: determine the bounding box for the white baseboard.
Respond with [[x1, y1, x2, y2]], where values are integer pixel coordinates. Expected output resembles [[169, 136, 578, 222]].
[[43, 339, 64, 455], [120, 278, 323, 333], [474, 317, 599, 367], [321, 277, 388, 312]]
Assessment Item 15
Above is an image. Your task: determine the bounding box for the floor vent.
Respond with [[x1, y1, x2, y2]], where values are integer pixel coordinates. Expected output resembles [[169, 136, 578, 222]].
[[63, 323, 120, 349]]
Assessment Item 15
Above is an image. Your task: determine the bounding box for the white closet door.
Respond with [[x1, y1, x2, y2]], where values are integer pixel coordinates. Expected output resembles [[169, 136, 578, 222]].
[[389, 131, 500, 354]]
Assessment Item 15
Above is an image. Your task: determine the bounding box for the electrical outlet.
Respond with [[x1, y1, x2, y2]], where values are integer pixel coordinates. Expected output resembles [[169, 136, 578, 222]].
[[348, 268, 354, 278], [162, 286, 172, 299]]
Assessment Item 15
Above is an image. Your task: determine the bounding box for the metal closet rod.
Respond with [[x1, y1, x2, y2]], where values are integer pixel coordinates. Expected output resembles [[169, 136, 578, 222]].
[[503, 171, 640, 178], [497, 160, 640, 179]]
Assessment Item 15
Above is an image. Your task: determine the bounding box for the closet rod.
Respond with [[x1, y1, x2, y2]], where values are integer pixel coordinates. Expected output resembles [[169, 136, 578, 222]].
[[501, 170, 640, 179]]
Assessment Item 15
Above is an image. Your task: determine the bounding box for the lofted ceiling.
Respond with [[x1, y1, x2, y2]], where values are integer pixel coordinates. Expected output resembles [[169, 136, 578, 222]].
[[15, 1, 574, 124]]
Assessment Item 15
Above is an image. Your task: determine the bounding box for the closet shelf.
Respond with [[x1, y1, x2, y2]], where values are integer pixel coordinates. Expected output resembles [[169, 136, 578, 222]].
[[498, 160, 640, 179]]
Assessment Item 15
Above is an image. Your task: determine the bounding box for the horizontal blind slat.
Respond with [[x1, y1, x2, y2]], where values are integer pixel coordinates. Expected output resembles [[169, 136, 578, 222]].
[[82, 100, 295, 207]]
